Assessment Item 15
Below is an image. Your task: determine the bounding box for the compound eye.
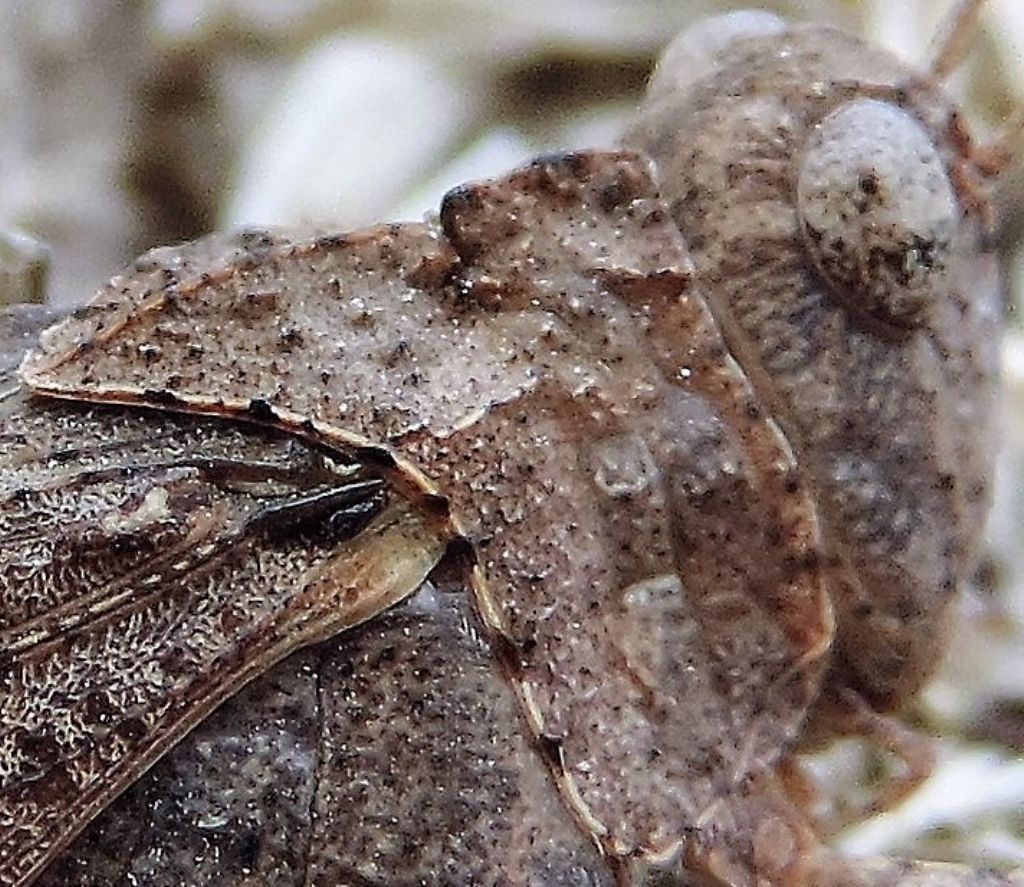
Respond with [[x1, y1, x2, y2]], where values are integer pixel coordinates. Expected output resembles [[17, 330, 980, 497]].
[[797, 98, 959, 329]]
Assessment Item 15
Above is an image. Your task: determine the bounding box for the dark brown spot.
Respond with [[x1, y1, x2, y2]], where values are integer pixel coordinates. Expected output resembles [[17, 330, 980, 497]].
[[440, 184, 486, 232], [247, 398, 276, 421], [597, 180, 629, 214], [279, 326, 304, 348], [859, 173, 879, 195], [442, 534, 476, 566], [16, 730, 60, 767], [145, 388, 182, 406], [115, 716, 149, 743], [314, 233, 351, 251], [83, 691, 116, 725], [353, 446, 397, 469], [489, 630, 523, 673], [535, 733, 566, 772], [419, 493, 451, 519]]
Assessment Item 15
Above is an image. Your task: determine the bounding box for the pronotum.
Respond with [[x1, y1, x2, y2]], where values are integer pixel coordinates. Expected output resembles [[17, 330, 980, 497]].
[[0, 3, 1021, 885]]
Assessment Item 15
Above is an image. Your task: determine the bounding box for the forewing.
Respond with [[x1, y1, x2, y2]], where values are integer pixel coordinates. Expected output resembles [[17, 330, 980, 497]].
[[37, 649, 328, 885], [44, 570, 618, 886], [21, 151, 832, 864], [0, 311, 452, 886]]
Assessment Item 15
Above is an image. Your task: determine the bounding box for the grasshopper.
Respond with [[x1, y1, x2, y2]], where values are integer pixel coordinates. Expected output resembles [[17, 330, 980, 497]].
[[2, 3, 1021, 884]]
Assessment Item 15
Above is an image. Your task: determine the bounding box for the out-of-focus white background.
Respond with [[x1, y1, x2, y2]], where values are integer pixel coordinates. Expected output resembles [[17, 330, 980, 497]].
[[0, 0, 1022, 873]]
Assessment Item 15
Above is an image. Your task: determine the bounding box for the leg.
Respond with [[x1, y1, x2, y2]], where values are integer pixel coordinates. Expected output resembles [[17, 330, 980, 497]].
[[928, 0, 987, 82], [926, 0, 1023, 180], [832, 689, 937, 824], [786, 689, 937, 835], [972, 107, 1024, 178]]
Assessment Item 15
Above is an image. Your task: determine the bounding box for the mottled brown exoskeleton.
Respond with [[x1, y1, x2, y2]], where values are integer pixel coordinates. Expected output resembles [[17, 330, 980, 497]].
[[1, 4, 1020, 886]]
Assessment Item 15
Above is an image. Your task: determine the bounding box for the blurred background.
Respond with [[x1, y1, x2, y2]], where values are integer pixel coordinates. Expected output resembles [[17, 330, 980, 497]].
[[0, 0, 1022, 875]]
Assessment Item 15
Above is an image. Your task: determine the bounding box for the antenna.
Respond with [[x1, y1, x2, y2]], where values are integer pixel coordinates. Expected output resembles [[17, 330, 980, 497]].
[[928, 0, 1022, 178], [928, 0, 986, 82]]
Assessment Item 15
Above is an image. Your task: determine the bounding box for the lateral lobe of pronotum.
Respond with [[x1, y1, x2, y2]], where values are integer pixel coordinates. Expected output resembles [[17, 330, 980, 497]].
[[20, 150, 832, 866], [430, 152, 830, 861], [0, 378, 453, 886]]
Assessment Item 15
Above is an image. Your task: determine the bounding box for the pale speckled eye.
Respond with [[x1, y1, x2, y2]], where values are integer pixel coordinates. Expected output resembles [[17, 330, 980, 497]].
[[797, 98, 960, 328]]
